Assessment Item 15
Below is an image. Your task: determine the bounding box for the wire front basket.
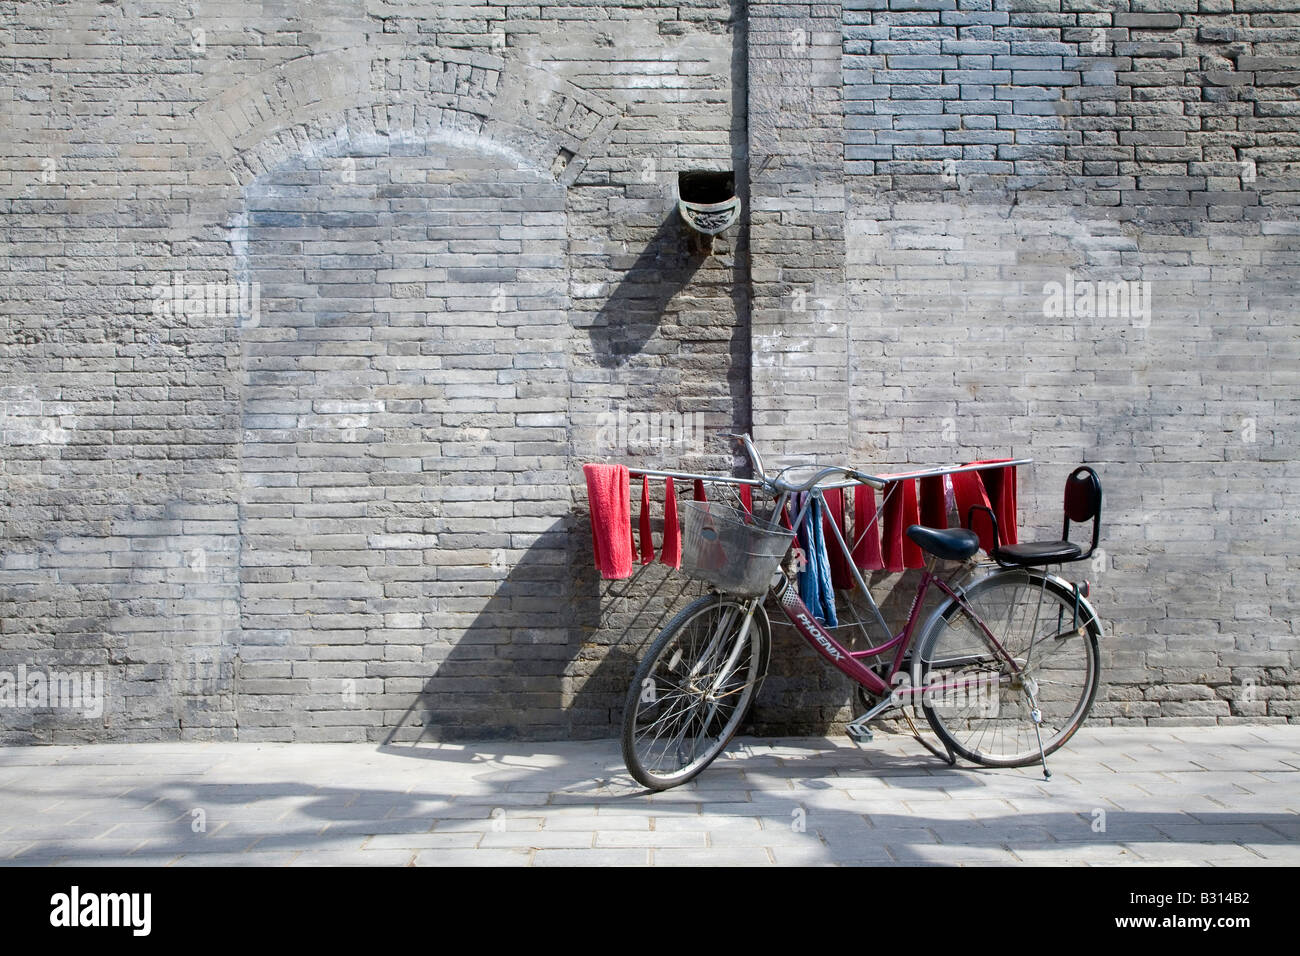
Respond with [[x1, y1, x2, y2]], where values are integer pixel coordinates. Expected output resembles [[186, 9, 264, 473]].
[[680, 500, 793, 597]]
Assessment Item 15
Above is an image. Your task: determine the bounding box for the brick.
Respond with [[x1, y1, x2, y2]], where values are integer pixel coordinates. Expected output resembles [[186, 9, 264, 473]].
[[0, 0, 1296, 747]]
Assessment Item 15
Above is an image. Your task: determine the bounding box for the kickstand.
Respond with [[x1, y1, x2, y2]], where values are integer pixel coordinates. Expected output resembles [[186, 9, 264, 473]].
[[1030, 704, 1051, 780], [903, 709, 956, 767]]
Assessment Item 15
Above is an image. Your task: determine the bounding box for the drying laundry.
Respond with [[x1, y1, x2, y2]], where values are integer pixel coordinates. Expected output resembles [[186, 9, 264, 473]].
[[880, 478, 923, 571], [638, 474, 654, 565], [822, 487, 855, 591], [953, 460, 1018, 552], [852, 483, 884, 571], [797, 493, 838, 626], [919, 474, 947, 530], [660, 476, 682, 569], [583, 463, 633, 579], [974, 459, 1018, 546]]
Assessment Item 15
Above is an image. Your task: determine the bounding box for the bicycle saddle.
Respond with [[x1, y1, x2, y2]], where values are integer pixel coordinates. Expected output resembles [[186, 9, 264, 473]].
[[906, 525, 980, 562]]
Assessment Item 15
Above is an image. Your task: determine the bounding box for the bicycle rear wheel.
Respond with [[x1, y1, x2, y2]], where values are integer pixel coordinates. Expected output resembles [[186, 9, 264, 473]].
[[621, 594, 770, 791], [911, 569, 1100, 767]]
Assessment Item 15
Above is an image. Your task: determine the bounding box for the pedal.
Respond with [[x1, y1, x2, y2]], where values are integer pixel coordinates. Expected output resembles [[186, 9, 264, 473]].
[[847, 692, 900, 748], [846, 720, 874, 746]]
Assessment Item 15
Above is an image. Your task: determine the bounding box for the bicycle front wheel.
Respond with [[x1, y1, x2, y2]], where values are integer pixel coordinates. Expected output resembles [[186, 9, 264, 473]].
[[621, 594, 770, 791], [912, 569, 1101, 767]]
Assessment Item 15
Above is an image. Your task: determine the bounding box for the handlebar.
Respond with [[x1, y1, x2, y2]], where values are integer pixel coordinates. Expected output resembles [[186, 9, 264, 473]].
[[772, 465, 887, 493], [720, 433, 886, 492]]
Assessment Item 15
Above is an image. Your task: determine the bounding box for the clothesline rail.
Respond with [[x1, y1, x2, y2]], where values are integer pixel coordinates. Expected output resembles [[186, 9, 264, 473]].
[[607, 437, 1032, 646], [628, 457, 1034, 491], [625, 467, 762, 487]]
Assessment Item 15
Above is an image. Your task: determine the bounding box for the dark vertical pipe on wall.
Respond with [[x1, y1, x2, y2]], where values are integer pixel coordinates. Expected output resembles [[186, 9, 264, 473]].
[[729, 0, 754, 470]]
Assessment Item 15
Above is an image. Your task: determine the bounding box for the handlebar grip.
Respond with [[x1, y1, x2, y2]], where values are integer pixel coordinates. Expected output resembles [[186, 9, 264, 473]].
[[849, 470, 887, 490]]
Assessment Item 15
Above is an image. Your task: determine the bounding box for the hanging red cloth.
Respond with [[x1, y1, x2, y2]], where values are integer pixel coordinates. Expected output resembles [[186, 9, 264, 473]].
[[881, 479, 923, 571], [919, 474, 948, 529], [852, 484, 883, 571], [583, 463, 633, 579], [693, 479, 707, 502], [975, 460, 1018, 546], [952, 469, 993, 552], [822, 487, 855, 590], [638, 475, 654, 565], [739, 484, 752, 515], [902, 480, 923, 568], [660, 476, 681, 569], [953, 460, 1018, 551]]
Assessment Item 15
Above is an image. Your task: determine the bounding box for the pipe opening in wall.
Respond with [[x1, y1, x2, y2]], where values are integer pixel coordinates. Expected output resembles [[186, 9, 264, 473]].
[[679, 170, 735, 205], [677, 170, 741, 254]]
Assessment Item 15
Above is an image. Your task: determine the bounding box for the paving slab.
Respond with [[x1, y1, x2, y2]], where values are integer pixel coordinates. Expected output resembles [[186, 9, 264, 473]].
[[0, 727, 1296, 866]]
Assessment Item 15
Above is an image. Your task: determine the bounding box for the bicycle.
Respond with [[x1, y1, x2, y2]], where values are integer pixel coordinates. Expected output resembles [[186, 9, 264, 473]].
[[618, 434, 1105, 791]]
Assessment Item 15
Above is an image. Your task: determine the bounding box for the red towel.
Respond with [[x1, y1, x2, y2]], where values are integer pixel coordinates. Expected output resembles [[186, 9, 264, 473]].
[[902, 480, 923, 568], [778, 501, 803, 569], [919, 474, 947, 529], [881, 479, 923, 572], [638, 475, 654, 565], [583, 464, 633, 579], [693, 479, 707, 502], [852, 484, 883, 571], [822, 487, 855, 590], [952, 468, 994, 550], [660, 476, 681, 569], [954, 460, 1018, 551], [973, 459, 1018, 546], [739, 484, 752, 515]]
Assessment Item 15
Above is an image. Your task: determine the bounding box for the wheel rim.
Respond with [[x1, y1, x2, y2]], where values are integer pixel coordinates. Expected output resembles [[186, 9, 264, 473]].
[[918, 573, 1097, 765], [627, 599, 761, 786]]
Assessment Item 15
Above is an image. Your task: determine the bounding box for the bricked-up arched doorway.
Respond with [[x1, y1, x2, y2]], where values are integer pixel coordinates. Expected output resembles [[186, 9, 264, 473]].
[[183, 43, 622, 741], [235, 133, 572, 740]]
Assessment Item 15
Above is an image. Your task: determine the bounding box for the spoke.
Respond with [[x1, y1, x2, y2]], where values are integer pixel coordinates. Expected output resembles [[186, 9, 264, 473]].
[[921, 574, 1095, 764], [628, 597, 762, 785], [637, 687, 695, 742], [642, 692, 696, 768]]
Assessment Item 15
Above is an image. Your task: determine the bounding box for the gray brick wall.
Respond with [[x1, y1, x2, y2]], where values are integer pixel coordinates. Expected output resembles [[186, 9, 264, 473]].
[[1, 0, 748, 742], [757, 0, 1300, 729], [1, 0, 1296, 743]]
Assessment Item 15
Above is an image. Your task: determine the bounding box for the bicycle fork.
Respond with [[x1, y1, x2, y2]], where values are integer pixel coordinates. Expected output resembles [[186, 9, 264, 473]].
[[687, 596, 762, 746]]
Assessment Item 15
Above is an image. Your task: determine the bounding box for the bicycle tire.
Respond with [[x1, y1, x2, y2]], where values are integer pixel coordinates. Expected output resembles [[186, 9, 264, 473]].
[[911, 569, 1101, 768], [620, 593, 770, 791]]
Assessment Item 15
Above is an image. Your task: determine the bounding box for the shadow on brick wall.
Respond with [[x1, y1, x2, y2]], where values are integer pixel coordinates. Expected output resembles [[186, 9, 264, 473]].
[[379, 514, 710, 744], [585, 214, 706, 368], [372, 501, 946, 745]]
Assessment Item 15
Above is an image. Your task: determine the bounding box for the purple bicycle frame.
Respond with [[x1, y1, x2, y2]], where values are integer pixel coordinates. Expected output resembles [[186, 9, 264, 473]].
[[772, 568, 1020, 702]]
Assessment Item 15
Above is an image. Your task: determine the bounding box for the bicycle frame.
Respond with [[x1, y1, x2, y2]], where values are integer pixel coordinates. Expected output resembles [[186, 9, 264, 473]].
[[694, 487, 1025, 711], [618, 435, 1103, 783], [628, 439, 1037, 709], [773, 559, 1020, 704]]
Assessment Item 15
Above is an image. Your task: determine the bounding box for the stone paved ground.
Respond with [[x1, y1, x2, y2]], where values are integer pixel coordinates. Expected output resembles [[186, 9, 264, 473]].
[[0, 726, 1295, 867]]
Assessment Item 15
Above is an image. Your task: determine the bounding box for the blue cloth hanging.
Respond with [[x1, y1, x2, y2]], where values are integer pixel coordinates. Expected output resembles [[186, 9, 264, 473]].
[[797, 494, 838, 627]]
